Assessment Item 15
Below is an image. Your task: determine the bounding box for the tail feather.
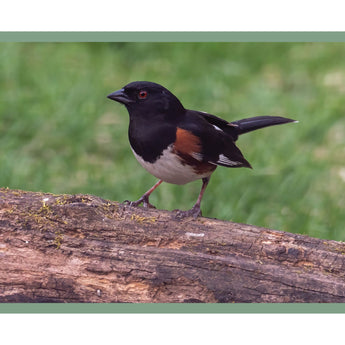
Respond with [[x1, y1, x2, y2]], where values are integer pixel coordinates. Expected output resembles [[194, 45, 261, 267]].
[[231, 116, 297, 135]]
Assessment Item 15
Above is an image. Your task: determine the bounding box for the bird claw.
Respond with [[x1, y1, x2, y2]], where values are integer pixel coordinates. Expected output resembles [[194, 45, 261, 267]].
[[123, 196, 156, 209], [142, 200, 156, 209], [174, 205, 202, 219]]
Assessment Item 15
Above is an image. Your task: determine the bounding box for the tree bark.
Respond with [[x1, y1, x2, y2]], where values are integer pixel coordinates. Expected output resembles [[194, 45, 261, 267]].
[[1, 187, 345, 303]]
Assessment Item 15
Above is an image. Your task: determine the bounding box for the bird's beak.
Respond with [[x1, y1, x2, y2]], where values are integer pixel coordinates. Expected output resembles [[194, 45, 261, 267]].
[[107, 88, 133, 105]]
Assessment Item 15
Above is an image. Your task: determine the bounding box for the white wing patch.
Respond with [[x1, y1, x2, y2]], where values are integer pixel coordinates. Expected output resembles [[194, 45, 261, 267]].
[[217, 154, 241, 166], [212, 124, 223, 132], [191, 152, 203, 161]]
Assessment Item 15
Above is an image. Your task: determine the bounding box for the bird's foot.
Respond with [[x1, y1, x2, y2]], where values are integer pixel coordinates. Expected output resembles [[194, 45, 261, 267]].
[[124, 194, 156, 209], [174, 204, 202, 219]]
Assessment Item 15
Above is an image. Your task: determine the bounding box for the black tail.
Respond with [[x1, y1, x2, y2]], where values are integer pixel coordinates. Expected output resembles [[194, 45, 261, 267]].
[[231, 116, 297, 135]]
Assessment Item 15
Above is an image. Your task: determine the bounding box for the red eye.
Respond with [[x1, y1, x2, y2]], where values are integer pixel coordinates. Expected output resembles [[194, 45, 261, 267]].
[[138, 90, 148, 99]]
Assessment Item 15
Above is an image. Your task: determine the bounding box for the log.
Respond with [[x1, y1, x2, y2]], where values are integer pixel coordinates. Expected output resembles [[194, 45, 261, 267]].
[[0, 187, 345, 303]]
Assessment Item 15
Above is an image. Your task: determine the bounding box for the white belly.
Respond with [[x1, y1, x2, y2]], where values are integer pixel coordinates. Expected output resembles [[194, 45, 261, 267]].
[[131, 145, 211, 185]]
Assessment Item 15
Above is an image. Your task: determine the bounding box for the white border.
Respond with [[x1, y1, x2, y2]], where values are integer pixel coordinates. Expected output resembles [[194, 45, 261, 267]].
[[1, 0, 345, 31]]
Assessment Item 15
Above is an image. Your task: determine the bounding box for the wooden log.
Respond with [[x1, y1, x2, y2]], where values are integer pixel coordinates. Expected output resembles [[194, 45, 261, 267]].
[[0, 187, 345, 303]]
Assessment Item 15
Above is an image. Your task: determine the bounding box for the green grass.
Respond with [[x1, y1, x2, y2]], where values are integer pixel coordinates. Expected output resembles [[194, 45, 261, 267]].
[[1, 42, 345, 241]]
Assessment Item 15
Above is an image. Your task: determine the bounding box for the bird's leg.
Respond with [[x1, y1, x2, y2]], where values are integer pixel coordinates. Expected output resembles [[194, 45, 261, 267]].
[[125, 179, 163, 209], [175, 177, 210, 219]]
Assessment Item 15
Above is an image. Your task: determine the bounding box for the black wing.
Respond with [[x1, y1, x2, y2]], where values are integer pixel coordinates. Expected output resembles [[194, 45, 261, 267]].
[[180, 110, 252, 169], [196, 110, 296, 140]]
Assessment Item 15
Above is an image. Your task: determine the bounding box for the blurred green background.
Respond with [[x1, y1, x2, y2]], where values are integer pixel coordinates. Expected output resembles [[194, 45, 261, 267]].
[[0, 42, 344, 241]]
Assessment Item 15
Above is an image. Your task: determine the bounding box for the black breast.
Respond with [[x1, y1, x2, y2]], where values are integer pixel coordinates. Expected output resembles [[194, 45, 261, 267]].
[[128, 119, 176, 163]]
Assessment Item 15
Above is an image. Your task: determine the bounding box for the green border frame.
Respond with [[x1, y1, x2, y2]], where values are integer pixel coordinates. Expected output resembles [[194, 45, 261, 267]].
[[0, 31, 345, 42], [1, 31, 345, 313], [1, 303, 345, 313]]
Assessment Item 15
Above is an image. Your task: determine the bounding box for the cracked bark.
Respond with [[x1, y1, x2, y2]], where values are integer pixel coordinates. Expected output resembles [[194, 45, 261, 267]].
[[1, 187, 345, 303]]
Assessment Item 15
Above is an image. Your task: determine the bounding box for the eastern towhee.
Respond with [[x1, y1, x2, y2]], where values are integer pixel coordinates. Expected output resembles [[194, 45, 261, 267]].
[[107, 81, 296, 218]]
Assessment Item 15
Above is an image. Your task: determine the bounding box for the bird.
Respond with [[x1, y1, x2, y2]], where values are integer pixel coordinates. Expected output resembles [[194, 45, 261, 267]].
[[107, 81, 296, 218]]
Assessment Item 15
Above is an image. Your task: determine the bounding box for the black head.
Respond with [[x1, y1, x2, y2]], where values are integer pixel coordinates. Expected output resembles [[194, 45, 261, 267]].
[[107, 81, 185, 119]]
